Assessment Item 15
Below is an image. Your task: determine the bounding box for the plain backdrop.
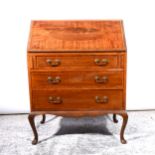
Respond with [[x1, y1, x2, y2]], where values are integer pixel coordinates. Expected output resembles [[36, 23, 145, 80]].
[[0, 0, 155, 113]]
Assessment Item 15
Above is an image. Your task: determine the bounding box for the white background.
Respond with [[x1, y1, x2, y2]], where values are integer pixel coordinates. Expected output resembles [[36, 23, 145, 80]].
[[0, 0, 155, 113]]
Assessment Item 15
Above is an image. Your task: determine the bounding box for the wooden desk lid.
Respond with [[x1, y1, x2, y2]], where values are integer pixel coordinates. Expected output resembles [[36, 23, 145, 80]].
[[28, 20, 126, 52]]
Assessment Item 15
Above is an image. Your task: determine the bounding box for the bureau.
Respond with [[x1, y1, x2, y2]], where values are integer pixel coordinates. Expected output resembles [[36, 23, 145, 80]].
[[27, 20, 128, 145]]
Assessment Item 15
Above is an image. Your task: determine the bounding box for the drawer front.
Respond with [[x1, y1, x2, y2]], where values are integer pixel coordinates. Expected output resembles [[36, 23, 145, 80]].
[[32, 89, 123, 111], [35, 54, 119, 69], [31, 71, 123, 89]]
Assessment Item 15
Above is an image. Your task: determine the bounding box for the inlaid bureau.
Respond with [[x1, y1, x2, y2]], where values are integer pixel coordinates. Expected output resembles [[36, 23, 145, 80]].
[[27, 20, 128, 145]]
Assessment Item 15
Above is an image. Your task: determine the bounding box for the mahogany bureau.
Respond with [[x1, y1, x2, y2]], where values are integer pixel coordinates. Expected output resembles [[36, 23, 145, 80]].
[[27, 20, 128, 145]]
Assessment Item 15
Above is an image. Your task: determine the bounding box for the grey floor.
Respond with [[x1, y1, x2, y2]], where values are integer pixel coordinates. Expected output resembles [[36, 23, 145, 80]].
[[0, 111, 155, 155]]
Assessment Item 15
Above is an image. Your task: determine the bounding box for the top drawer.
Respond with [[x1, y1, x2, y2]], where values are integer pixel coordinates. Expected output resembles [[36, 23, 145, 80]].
[[34, 54, 121, 70]]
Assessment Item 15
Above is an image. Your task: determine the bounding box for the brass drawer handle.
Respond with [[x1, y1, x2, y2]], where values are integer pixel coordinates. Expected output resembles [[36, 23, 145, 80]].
[[48, 96, 62, 104], [46, 59, 61, 67], [95, 76, 108, 83], [95, 96, 109, 103], [94, 58, 109, 66], [47, 76, 61, 84]]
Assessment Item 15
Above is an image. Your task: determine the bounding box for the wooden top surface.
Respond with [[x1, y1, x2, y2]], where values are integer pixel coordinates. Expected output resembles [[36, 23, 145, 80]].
[[27, 20, 126, 52]]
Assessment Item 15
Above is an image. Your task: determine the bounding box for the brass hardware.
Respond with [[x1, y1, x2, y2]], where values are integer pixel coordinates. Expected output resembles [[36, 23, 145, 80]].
[[95, 76, 108, 83], [48, 96, 62, 104], [46, 59, 61, 67], [95, 96, 109, 103], [94, 58, 109, 66], [47, 76, 61, 84]]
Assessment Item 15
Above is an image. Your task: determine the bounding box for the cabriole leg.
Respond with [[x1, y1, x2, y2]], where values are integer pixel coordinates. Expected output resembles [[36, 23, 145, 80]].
[[119, 112, 128, 144], [40, 114, 46, 124], [28, 114, 38, 145], [113, 114, 118, 123]]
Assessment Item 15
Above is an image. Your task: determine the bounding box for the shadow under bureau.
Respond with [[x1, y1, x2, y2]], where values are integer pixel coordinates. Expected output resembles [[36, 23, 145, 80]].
[[27, 20, 128, 145]]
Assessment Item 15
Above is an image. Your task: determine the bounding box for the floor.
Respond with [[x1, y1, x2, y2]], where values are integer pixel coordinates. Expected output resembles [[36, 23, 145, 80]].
[[0, 111, 155, 155]]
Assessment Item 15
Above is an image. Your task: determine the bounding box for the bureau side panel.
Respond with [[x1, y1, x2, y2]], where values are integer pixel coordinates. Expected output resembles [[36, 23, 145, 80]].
[[122, 52, 127, 110], [27, 53, 34, 112]]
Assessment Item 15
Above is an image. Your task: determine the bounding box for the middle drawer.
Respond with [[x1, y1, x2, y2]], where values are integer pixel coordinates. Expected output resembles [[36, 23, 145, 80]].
[[31, 71, 123, 89]]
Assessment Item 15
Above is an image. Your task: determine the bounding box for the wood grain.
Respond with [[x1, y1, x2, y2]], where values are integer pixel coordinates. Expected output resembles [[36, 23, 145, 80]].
[[31, 70, 123, 89], [27, 20, 126, 52], [35, 53, 119, 69], [32, 89, 123, 111]]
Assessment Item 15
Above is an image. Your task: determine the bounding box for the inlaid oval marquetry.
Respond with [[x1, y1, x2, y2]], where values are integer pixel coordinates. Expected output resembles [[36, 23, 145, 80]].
[[47, 27, 102, 41]]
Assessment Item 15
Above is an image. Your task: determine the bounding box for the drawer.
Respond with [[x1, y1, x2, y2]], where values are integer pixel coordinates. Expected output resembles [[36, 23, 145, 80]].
[[35, 54, 119, 69], [31, 71, 123, 89], [32, 89, 123, 111]]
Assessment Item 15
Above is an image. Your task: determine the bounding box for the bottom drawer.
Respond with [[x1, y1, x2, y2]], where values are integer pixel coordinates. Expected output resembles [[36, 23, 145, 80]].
[[32, 89, 123, 111]]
